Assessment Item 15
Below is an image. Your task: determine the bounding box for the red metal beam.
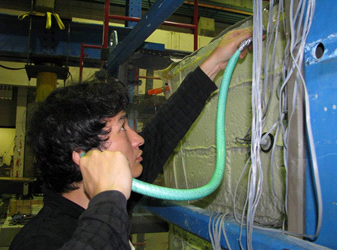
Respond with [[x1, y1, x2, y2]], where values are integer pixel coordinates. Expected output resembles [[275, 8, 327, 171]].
[[103, 0, 110, 48], [79, 43, 102, 82], [193, 0, 198, 51]]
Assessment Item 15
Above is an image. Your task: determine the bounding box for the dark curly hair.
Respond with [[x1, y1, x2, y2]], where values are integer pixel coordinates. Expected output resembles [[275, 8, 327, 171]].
[[28, 71, 129, 193]]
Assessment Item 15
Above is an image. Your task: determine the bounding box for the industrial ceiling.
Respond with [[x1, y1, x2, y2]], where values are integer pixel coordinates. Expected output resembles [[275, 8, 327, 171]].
[[0, 0, 253, 28], [0, 0, 257, 72]]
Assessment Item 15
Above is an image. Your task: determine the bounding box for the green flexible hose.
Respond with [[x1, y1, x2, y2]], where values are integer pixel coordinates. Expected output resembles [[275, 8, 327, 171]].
[[131, 49, 242, 200]]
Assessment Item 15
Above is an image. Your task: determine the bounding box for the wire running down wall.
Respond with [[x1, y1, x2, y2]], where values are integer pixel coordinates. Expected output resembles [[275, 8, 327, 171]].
[[158, 7, 287, 248]]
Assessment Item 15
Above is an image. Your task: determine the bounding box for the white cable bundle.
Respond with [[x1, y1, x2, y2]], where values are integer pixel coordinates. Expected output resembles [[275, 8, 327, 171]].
[[208, 1, 321, 249], [281, 0, 322, 241], [244, 1, 264, 249]]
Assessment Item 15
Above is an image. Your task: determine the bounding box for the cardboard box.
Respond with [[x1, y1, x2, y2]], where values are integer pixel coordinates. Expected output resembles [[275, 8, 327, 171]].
[[8, 198, 43, 216]]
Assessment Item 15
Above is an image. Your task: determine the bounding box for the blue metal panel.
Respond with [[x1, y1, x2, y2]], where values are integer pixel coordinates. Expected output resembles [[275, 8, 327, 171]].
[[304, 1, 337, 249], [106, 0, 185, 76], [140, 198, 330, 250]]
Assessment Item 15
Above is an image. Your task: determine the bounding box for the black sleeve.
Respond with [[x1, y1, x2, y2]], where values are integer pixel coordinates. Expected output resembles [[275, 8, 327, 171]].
[[60, 191, 131, 250], [128, 66, 217, 211]]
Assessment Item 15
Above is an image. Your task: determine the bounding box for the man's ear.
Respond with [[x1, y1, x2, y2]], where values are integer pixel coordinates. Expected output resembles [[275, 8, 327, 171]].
[[72, 151, 81, 165]]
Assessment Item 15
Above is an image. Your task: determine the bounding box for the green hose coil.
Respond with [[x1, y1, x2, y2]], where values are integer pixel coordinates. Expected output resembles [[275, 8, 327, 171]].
[[132, 50, 242, 200]]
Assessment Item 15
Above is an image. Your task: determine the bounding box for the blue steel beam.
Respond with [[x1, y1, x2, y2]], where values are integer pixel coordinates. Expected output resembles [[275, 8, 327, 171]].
[[0, 13, 131, 64], [140, 198, 330, 250], [105, 0, 186, 76]]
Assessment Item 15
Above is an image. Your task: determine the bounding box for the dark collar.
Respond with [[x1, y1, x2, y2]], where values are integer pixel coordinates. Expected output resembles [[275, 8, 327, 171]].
[[42, 185, 85, 218]]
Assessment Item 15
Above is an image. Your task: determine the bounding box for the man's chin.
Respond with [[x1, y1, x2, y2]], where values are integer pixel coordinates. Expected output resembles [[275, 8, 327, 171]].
[[132, 164, 143, 178]]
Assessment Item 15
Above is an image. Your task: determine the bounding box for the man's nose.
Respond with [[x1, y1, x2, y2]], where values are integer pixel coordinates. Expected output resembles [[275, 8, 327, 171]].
[[130, 129, 144, 147]]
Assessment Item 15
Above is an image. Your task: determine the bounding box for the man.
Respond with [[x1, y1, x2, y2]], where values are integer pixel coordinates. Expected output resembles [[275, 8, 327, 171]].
[[10, 28, 252, 249]]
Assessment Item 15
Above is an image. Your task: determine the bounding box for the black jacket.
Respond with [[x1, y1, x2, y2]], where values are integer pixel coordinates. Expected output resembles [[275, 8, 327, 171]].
[[9, 66, 217, 250]]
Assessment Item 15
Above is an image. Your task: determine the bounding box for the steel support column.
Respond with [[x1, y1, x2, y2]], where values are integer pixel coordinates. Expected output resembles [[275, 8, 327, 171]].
[[105, 0, 185, 76]]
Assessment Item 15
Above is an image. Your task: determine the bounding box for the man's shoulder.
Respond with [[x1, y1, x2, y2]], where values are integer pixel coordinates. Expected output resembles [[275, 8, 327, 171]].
[[9, 206, 80, 249]]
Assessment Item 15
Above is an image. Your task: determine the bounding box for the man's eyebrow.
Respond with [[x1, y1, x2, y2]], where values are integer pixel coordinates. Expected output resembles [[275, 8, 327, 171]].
[[119, 113, 128, 121]]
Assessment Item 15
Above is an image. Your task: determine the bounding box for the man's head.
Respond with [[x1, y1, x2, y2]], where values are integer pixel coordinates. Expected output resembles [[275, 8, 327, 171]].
[[97, 111, 144, 179], [28, 74, 143, 193]]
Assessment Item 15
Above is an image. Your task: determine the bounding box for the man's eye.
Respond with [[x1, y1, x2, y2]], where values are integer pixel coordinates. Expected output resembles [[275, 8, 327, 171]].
[[121, 126, 126, 131]]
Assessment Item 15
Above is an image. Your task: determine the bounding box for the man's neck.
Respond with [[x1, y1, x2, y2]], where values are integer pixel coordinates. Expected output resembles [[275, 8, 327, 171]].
[[62, 184, 90, 209]]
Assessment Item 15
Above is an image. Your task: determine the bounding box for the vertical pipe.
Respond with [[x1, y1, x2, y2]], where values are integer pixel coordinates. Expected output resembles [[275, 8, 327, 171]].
[[134, 67, 139, 96], [26, 0, 34, 63], [79, 42, 84, 82], [66, 22, 71, 67], [193, 0, 198, 51], [35, 72, 57, 102], [284, 0, 306, 236], [14, 88, 28, 178], [145, 69, 154, 96]]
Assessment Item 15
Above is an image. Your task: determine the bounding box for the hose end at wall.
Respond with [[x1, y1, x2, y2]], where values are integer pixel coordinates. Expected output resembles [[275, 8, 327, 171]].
[[237, 37, 253, 53], [237, 26, 266, 52]]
